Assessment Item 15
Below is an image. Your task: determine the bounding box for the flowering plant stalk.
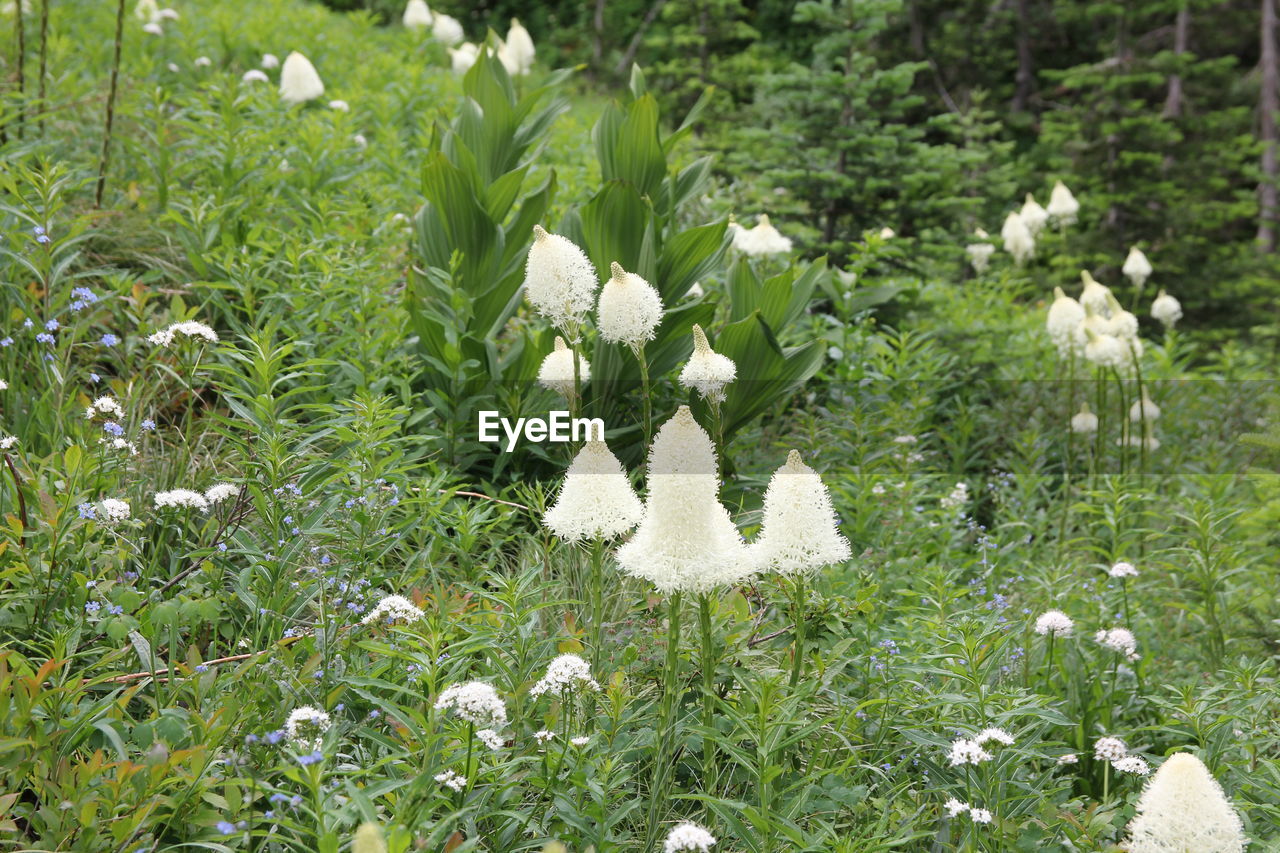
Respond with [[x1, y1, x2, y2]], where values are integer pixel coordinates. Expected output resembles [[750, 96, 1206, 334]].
[[644, 590, 684, 850]]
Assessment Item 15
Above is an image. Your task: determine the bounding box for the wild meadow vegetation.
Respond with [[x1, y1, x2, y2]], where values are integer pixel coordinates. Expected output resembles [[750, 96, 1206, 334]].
[[1, 0, 1280, 851]]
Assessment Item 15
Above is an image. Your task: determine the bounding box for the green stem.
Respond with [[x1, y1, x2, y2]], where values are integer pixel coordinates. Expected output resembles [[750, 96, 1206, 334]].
[[589, 537, 605, 675], [636, 344, 651, 450], [96, 0, 127, 207], [644, 591, 684, 851], [788, 575, 806, 688], [699, 593, 717, 788]]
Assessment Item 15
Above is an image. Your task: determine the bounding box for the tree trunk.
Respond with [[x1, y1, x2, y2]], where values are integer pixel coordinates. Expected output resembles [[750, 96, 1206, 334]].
[[1164, 3, 1190, 118], [590, 0, 607, 77], [615, 0, 668, 76], [1260, 0, 1278, 251], [1012, 0, 1035, 111]]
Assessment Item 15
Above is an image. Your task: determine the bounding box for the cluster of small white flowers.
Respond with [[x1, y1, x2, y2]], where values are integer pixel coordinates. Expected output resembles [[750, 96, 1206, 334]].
[[944, 799, 993, 824], [85, 396, 125, 420], [434, 681, 508, 728], [361, 594, 425, 626], [148, 321, 219, 346], [1108, 561, 1139, 578], [533, 729, 555, 745], [663, 821, 717, 853], [100, 437, 139, 456], [940, 481, 969, 511], [1114, 756, 1152, 775], [100, 498, 131, 525], [1047, 180, 1080, 225], [570, 735, 590, 747], [1095, 627, 1140, 661], [1001, 211, 1035, 264], [678, 324, 736, 404], [434, 769, 466, 792], [1034, 609, 1074, 636], [948, 738, 993, 766], [528, 654, 600, 698], [892, 434, 918, 445], [476, 728, 504, 750], [0, 435, 17, 450], [1094, 736, 1128, 762], [1057, 753, 1079, 765], [976, 727, 1015, 746], [154, 489, 211, 511], [1150, 289, 1183, 328], [205, 483, 238, 505], [1046, 287, 1085, 355], [285, 706, 331, 749], [730, 214, 792, 256]]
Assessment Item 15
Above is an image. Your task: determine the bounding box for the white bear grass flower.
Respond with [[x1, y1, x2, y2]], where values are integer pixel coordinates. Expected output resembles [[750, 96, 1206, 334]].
[[524, 225, 598, 339], [731, 214, 792, 255], [537, 336, 590, 399], [432, 13, 464, 46], [614, 407, 751, 594], [1130, 390, 1160, 422], [1046, 287, 1085, 355], [1070, 403, 1098, 434], [1046, 180, 1080, 225], [361, 594, 425, 626], [1125, 752, 1246, 853], [402, 0, 432, 30], [1079, 270, 1111, 315], [678, 325, 736, 404], [1123, 246, 1153, 290], [749, 450, 850, 575], [279, 51, 324, 105], [1151, 289, 1183, 328], [528, 653, 600, 698], [597, 261, 664, 350], [1020, 193, 1048, 235], [541, 439, 643, 542], [504, 18, 535, 75], [966, 239, 995, 273], [1000, 211, 1034, 264], [664, 822, 716, 853], [434, 681, 507, 728]]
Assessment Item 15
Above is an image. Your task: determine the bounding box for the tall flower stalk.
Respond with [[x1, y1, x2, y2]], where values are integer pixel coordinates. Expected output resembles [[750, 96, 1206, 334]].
[[96, 0, 127, 207]]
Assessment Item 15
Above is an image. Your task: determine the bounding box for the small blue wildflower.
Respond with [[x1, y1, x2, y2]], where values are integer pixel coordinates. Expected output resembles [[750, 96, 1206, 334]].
[[89, 373, 101, 384], [84, 601, 100, 614], [45, 319, 59, 331], [108, 604, 123, 615], [22, 319, 33, 329], [140, 419, 156, 431], [101, 333, 119, 346], [265, 730, 284, 745], [195, 664, 209, 673], [103, 422, 124, 437], [368, 709, 380, 719], [78, 503, 96, 520], [320, 554, 331, 566], [36, 333, 54, 344], [282, 628, 297, 638], [215, 820, 236, 834], [86, 580, 97, 588], [0, 337, 11, 347], [218, 542, 227, 552], [297, 750, 324, 766]]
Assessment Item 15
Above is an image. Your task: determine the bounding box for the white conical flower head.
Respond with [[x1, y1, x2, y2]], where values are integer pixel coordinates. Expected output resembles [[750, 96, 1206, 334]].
[[1130, 390, 1160, 422], [493, 39, 521, 75], [664, 822, 717, 853], [524, 225, 599, 336], [1020, 193, 1049, 235], [735, 214, 792, 256], [1151, 289, 1182, 327], [505, 18, 535, 74], [614, 407, 751, 594], [1001, 212, 1035, 264], [134, 0, 159, 21], [678, 325, 736, 403], [749, 450, 851, 575], [449, 42, 478, 74], [1070, 402, 1098, 434], [542, 440, 643, 542], [1126, 753, 1246, 853], [878, 226, 896, 239], [966, 242, 995, 273], [1079, 270, 1111, 315], [1084, 328, 1125, 368], [598, 262, 664, 348], [537, 337, 589, 398], [1047, 180, 1080, 225], [432, 13, 464, 45], [1123, 246, 1153, 289], [403, 0, 432, 29], [280, 51, 324, 104], [1104, 292, 1139, 339], [1046, 286, 1085, 355]]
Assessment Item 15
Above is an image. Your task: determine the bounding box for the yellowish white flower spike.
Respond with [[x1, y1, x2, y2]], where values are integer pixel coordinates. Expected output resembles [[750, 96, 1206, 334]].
[[537, 337, 590, 399], [402, 0, 432, 30], [614, 407, 751, 594], [1046, 287, 1085, 355], [1079, 270, 1111, 315], [449, 42, 478, 74], [432, 12, 464, 46], [1020, 193, 1049, 235], [542, 439, 643, 542], [524, 225, 599, 337], [966, 240, 995, 273], [1126, 753, 1246, 853], [279, 51, 325, 105], [1151, 289, 1183, 328], [1123, 246, 1153, 290], [505, 18, 535, 75], [678, 325, 736, 404], [1070, 403, 1098, 434], [750, 450, 851, 575], [597, 262, 664, 350], [1001, 211, 1035, 264], [1046, 180, 1080, 225], [733, 214, 792, 256]]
